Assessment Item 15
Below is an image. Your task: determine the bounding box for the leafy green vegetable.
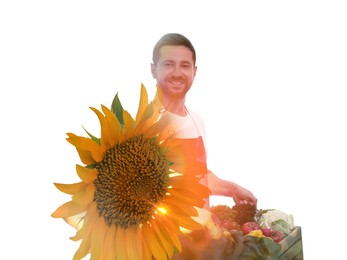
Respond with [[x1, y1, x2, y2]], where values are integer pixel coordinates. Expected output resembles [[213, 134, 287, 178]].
[[239, 236, 280, 260], [257, 209, 294, 231], [271, 219, 291, 235]]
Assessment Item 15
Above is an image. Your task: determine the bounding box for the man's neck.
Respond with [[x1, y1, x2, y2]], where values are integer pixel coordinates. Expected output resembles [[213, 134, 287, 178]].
[[162, 97, 187, 116]]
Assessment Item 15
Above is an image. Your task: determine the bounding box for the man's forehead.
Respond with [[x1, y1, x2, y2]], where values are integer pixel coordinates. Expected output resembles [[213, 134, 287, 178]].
[[159, 45, 194, 62]]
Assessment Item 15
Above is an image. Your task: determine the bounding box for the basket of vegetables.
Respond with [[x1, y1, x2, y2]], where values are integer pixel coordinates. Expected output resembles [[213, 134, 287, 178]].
[[208, 204, 303, 259], [172, 204, 303, 260]]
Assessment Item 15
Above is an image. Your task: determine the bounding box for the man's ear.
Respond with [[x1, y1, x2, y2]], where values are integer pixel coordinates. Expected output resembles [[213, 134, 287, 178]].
[[150, 63, 157, 78], [194, 65, 197, 77]]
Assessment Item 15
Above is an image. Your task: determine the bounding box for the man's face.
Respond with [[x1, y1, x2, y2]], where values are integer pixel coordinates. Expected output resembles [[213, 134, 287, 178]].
[[151, 45, 197, 99]]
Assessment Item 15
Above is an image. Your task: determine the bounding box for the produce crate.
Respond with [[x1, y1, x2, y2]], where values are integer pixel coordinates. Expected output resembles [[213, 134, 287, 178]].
[[277, 226, 303, 260]]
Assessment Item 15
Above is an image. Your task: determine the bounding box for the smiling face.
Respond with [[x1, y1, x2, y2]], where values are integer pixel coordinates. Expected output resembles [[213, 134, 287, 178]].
[[151, 45, 197, 100]]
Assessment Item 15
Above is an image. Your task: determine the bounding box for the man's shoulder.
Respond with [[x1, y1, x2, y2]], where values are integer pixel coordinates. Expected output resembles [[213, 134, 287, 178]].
[[186, 108, 205, 125]]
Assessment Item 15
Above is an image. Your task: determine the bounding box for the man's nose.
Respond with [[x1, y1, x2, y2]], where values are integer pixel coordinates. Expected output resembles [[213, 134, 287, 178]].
[[171, 65, 182, 76]]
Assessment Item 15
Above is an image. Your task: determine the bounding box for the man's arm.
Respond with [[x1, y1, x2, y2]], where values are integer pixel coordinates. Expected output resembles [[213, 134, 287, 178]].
[[206, 170, 257, 207]]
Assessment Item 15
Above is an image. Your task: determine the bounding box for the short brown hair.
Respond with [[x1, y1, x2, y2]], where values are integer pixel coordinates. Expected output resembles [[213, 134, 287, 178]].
[[152, 33, 196, 65]]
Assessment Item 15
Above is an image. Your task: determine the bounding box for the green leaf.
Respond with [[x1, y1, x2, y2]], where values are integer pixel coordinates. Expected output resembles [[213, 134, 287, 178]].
[[111, 93, 124, 127], [240, 236, 280, 259], [271, 219, 291, 235], [82, 125, 100, 145], [86, 164, 96, 169]]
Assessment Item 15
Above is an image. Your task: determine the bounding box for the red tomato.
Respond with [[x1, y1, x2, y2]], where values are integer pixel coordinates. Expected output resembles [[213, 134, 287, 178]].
[[222, 220, 241, 230], [241, 222, 261, 235], [221, 220, 230, 229], [261, 227, 272, 237], [271, 229, 285, 243], [229, 221, 241, 230]]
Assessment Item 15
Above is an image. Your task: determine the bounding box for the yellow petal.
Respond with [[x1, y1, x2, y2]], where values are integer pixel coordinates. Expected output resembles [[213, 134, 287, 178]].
[[142, 102, 161, 126], [75, 149, 95, 165], [135, 84, 149, 125], [153, 84, 165, 111], [142, 222, 167, 260], [73, 236, 91, 260], [141, 238, 152, 260], [73, 221, 93, 260], [51, 201, 87, 218], [90, 107, 111, 148], [122, 110, 134, 131], [134, 104, 162, 136], [170, 176, 211, 198], [53, 182, 86, 195], [165, 198, 198, 217], [90, 216, 107, 259], [76, 164, 97, 183], [66, 133, 104, 162], [72, 184, 94, 205], [115, 226, 127, 260], [167, 188, 205, 208], [66, 212, 86, 235], [150, 218, 174, 258], [70, 203, 98, 240], [101, 105, 122, 147], [100, 224, 116, 260], [125, 227, 142, 260], [155, 214, 182, 252], [142, 115, 170, 139], [168, 209, 203, 231]]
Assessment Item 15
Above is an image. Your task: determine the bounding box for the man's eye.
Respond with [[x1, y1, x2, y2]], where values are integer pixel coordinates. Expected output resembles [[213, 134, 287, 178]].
[[181, 63, 192, 69], [164, 63, 173, 67]]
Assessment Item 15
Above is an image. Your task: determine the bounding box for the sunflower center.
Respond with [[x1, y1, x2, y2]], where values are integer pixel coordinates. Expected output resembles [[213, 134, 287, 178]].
[[94, 135, 170, 228]]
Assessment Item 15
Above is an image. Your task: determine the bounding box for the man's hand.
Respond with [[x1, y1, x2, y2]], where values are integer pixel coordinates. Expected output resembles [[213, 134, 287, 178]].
[[207, 170, 257, 207], [231, 184, 257, 207]]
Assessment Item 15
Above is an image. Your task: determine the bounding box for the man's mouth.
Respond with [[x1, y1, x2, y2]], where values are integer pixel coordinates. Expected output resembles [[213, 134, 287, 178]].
[[168, 80, 185, 86], [170, 81, 183, 86]]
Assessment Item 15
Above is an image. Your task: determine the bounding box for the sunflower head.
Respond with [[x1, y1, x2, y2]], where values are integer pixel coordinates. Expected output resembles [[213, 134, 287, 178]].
[[52, 84, 210, 260], [94, 134, 171, 228]]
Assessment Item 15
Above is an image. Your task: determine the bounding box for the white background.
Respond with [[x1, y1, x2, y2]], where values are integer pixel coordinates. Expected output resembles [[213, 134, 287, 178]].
[[1, 1, 346, 259]]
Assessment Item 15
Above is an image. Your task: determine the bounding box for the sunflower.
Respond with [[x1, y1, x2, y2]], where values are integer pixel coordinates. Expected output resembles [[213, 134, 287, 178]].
[[51, 84, 210, 260]]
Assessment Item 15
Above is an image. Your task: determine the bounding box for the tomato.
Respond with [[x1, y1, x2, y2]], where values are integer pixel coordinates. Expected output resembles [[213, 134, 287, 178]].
[[229, 221, 241, 230], [241, 222, 260, 235], [261, 227, 272, 237], [270, 229, 285, 243], [222, 220, 241, 230]]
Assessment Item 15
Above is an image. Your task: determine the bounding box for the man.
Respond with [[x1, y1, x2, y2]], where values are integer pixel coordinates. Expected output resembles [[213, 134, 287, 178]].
[[151, 33, 257, 208]]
